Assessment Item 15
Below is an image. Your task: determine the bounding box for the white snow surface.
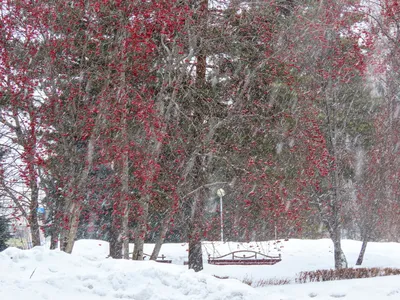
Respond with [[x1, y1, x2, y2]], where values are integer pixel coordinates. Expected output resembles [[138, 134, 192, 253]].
[[1, 239, 400, 299]]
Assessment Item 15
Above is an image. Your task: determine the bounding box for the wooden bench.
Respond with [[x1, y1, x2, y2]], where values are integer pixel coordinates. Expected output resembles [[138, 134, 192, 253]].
[[208, 250, 281, 265], [127, 252, 172, 263], [143, 253, 172, 263]]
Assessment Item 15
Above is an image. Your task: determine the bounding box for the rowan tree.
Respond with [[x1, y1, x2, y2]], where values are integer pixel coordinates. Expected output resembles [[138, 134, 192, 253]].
[[276, 0, 375, 269], [344, 0, 400, 265], [1, 0, 389, 274], [0, 1, 50, 247], [175, 0, 316, 270]]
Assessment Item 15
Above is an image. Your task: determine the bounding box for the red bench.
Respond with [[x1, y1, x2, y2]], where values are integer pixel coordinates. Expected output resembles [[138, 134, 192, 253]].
[[208, 250, 281, 265]]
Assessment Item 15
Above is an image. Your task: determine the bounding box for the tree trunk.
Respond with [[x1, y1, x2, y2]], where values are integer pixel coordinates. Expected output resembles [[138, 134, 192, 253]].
[[63, 203, 81, 254], [121, 143, 130, 259], [50, 229, 58, 250], [150, 217, 170, 260], [109, 211, 122, 259], [49, 196, 64, 250], [131, 110, 163, 260], [62, 134, 96, 253], [195, 0, 207, 86], [117, 37, 130, 259], [356, 239, 368, 265], [187, 0, 208, 273], [132, 201, 149, 260], [330, 227, 348, 269], [60, 229, 66, 252], [132, 238, 144, 260], [188, 197, 204, 272], [29, 212, 41, 247], [29, 179, 41, 247], [188, 183, 206, 272], [333, 239, 347, 269], [121, 201, 130, 259], [130, 111, 163, 260], [188, 232, 203, 272], [188, 190, 205, 272]]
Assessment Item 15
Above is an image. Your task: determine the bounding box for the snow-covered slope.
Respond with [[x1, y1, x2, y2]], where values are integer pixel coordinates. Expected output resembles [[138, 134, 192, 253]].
[[0, 244, 259, 300], [1, 239, 400, 300]]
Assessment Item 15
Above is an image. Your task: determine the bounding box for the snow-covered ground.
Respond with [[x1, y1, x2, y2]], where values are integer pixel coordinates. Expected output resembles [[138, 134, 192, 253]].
[[1, 239, 400, 299]]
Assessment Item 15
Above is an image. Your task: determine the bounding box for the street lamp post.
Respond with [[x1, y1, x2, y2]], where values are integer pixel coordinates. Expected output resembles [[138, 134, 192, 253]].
[[216, 188, 225, 243]]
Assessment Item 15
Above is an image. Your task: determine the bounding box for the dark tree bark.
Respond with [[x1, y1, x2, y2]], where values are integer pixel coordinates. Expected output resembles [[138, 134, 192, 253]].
[[188, 232, 203, 272], [186, 0, 209, 272], [187, 157, 207, 272], [150, 217, 170, 260], [356, 239, 368, 265], [109, 209, 122, 259], [49, 230, 58, 250], [188, 193, 206, 272]]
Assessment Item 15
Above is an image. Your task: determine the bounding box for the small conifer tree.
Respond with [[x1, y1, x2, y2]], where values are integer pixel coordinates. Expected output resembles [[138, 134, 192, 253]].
[[0, 216, 11, 251]]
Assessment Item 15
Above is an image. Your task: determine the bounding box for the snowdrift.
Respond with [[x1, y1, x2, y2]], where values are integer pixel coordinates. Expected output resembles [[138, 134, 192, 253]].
[[2, 239, 400, 299], [0, 244, 259, 300]]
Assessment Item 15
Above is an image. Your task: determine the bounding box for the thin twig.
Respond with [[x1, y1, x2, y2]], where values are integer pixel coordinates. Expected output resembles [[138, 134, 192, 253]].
[[30, 267, 37, 279]]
